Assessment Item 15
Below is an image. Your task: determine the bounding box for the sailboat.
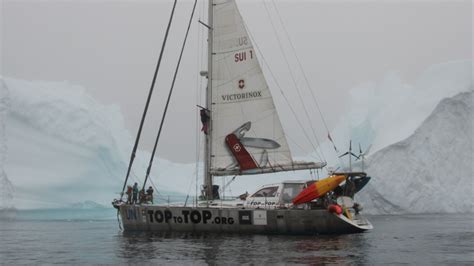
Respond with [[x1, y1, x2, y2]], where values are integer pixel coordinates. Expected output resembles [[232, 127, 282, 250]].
[[113, 0, 373, 234]]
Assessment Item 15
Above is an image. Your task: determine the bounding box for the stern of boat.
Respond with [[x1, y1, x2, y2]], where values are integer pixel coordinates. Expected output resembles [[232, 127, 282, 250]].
[[334, 212, 373, 232]]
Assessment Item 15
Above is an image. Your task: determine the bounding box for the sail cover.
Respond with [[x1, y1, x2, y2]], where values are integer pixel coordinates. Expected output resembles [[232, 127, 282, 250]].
[[210, 0, 294, 175]]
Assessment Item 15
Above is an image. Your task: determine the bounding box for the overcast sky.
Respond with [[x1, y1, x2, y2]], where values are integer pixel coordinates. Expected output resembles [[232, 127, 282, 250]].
[[1, 0, 471, 163]]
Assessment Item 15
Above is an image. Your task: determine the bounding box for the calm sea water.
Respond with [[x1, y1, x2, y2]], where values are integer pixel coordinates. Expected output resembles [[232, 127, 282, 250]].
[[0, 210, 473, 265]]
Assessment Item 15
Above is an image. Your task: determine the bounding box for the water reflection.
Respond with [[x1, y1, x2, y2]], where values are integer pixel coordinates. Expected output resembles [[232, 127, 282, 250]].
[[3, 215, 472, 264], [290, 234, 370, 264], [116, 231, 230, 264], [115, 231, 371, 264]]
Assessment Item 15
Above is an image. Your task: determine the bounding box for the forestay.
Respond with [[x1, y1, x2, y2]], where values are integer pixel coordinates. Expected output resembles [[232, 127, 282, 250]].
[[210, 0, 325, 175]]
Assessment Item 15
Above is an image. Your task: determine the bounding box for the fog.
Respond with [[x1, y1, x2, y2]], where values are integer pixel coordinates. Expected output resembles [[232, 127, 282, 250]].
[[1, 0, 471, 163]]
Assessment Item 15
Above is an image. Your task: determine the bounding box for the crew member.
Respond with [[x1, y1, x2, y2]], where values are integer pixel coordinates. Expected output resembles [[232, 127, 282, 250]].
[[132, 182, 139, 204], [139, 189, 146, 204], [126, 185, 133, 204], [146, 186, 154, 204]]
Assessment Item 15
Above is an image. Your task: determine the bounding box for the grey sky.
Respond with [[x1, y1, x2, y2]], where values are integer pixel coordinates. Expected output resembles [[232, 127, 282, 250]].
[[1, 0, 471, 163]]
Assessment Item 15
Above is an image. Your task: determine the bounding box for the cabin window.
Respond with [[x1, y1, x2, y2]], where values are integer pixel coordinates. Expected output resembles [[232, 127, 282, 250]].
[[281, 183, 305, 203], [251, 186, 278, 198]]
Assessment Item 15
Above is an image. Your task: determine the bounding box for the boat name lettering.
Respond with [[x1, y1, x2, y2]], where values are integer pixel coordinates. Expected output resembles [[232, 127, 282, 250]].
[[146, 210, 234, 225], [249, 201, 277, 206], [222, 91, 262, 101]]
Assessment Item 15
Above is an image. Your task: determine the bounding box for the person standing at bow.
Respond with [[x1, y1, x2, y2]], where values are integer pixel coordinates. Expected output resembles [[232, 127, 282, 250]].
[[146, 186, 154, 204], [126, 185, 133, 204], [132, 182, 139, 204]]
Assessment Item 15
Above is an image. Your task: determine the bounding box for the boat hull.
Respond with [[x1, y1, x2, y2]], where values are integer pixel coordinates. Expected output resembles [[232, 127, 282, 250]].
[[118, 205, 372, 235]]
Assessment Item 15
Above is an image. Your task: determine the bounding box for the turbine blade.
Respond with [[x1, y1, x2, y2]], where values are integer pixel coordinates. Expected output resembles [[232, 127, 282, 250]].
[[338, 152, 349, 158], [350, 152, 359, 159]]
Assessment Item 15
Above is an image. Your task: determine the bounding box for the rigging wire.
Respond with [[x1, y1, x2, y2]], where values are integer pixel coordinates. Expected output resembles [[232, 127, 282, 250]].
[[285, 134, 320, 161], [142, 0, 199, 190], [221, 175, 237, 194], [261, 0, 326, 163], [242, 20, 325, 163], [270, 0, 331, 135], [119, 0, 178, 200], [270, 0, 340, 157]]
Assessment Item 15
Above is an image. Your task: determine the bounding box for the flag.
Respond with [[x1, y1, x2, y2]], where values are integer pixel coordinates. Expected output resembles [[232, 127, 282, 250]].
[[328, 133, 338, 152], [200, 109, 210, 135]]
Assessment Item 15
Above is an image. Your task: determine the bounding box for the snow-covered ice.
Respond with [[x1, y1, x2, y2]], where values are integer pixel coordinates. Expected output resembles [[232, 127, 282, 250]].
[[357, 91, 473, 214], [1, 78, 191, 209]]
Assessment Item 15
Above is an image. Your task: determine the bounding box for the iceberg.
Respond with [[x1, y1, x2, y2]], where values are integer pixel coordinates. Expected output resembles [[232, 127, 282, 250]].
[[0, 78, 14, 211], [357, 91, 473, 214], [2, 78, 190, 209]]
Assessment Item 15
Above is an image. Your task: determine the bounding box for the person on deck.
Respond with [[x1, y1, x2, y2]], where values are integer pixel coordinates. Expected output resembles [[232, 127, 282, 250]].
[[132, 182, 139, 204], [146, 186, 154, 204], [126, 185, 133, 204], [139, 189, 146, 204]]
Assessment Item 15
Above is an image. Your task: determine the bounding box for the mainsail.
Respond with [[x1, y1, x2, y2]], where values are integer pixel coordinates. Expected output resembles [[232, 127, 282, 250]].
[[209, 0, 325, 176]]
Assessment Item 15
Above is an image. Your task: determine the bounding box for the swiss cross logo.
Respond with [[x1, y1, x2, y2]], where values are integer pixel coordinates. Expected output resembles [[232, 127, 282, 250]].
[[233, 143, 241, 152], [238, 79, 245, 89]]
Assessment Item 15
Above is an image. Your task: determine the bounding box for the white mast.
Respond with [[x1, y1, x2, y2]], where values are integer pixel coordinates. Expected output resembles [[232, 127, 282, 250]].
[[204, 0, 214, 200]]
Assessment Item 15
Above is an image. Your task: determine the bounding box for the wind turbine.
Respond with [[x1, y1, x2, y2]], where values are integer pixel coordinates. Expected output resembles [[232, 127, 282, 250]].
[[356, 143, 372, 172], [338, 140, 359, 172]]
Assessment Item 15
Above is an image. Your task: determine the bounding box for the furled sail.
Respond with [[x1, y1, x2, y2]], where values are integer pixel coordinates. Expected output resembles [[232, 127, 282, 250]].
[[209, 0, 325, 175]]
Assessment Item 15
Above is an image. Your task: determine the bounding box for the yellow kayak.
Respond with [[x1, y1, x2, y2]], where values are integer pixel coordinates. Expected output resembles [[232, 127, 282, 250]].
[[292, 175, 346, 205]]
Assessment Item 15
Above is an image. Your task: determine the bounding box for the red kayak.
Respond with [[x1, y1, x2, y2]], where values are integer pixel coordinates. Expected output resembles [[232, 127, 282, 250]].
[[292, 175, 347, 205]]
